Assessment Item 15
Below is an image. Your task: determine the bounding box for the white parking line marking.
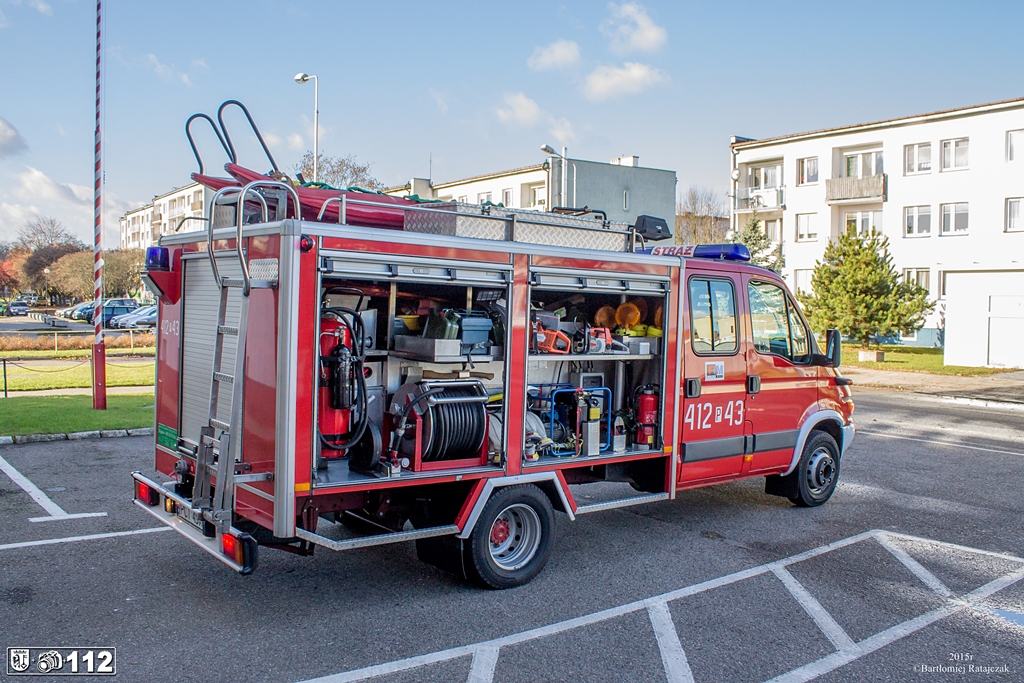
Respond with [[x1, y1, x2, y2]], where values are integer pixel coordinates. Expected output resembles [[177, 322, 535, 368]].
[[646, 600, 695, 683], [873, 532, 953, 597], [0, 527, 171, 551], [294, 530, 1024, 683], [772, 565, 858, 653], [858, 429, 1024, 457], [0, 452, 108, 522], [764, 566, 1024, 683], [466, 646, 499, 683]]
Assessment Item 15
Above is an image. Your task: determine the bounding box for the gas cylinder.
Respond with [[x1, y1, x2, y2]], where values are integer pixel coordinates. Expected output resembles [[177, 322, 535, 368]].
[[318, 314, 353, 450], [634, 385, 659, 450]]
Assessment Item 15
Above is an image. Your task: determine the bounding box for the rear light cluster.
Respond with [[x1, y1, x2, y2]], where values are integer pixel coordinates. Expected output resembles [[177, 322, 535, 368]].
[[221, 532, 258, 575], [134, 480, 160, 506]]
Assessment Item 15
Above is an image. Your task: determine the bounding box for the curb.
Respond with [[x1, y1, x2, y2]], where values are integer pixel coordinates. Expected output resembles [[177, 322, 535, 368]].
[[934, 395, 1024, 412], [1, 427, 153, 445]]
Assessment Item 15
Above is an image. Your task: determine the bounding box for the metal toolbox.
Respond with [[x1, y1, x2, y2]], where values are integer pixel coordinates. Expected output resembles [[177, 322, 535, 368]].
[[394, 336, 493, 363], [403, 203, 632, 252]]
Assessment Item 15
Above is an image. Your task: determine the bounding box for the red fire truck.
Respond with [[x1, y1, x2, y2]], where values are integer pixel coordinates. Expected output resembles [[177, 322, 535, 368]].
[[132, 103, 854, 587]]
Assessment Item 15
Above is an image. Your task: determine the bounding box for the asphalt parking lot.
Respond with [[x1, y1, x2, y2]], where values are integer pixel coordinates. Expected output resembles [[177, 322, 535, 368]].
[[2, 388, 1023, 682]]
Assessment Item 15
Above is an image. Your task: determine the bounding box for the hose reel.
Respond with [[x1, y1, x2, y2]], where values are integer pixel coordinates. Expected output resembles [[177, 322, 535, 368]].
[[388, 380, 489, 465]]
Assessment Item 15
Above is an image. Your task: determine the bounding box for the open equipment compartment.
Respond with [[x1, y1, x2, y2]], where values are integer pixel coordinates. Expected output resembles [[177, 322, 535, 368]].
[[311, 249, 512, 488], [524, 263, 671, 469]]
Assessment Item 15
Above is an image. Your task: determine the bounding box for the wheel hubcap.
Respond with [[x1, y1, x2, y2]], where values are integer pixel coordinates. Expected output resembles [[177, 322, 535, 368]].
[[488, 503, 542, 571], [806, 448, 836, 495]]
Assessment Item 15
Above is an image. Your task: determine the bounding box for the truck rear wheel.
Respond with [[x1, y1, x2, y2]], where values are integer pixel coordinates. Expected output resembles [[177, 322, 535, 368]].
[[466, 484, 554, 589], [789, 431, 840, 507]]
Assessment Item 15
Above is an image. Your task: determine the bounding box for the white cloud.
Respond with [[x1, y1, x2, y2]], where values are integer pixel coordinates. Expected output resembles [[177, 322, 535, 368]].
[[1, 201, 41, 227], [14, 167, 91, 206], [263, 132, 282, 148], [548, 117, 577, 145], [0, 10, 8, 29], [287, 133, 304, 151], [599, 2, 666, 54], [0, 117, 28, 158], [495, 92, 543, 127], [191, 58, 209, 70], [29, 0, 51, 16], [146, 53, 192, 86], [527, 39, 581, 71], [582, 62, 666, 101], [56, 124, 66, 137], [429, 88, 448, 115]]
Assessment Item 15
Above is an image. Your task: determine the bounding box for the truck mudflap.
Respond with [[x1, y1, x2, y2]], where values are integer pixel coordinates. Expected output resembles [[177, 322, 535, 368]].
[[131, 471, 258, 575]]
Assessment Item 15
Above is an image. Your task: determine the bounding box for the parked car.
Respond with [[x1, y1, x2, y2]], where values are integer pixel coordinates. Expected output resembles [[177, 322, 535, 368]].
[[7, 300, 30, 316], [125, 307, 157, 329], [64, 301, 93, 320], [57, 302, 84, 317], [112, 305, 156, 328]]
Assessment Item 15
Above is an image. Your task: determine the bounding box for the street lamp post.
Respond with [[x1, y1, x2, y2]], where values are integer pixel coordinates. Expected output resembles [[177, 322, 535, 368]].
[[294, 72, 318, 182], [541, 144, 573, 208]]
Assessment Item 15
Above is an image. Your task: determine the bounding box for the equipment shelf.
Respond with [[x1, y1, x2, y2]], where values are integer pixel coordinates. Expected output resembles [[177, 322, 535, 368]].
[[527, 353, 654, 362]]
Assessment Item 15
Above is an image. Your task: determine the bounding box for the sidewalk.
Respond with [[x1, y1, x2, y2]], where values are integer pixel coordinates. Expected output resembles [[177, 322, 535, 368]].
[[842, 366, 1024, 405]]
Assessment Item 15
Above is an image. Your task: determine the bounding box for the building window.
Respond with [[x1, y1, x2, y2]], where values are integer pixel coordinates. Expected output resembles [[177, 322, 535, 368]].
[[1009, 130, 1023, 162], [941, 138, 969, 170], [623, 189, 630, 211], [532, 186, 546, 208], [844, 150, 883, 178], [794, 269, 813, 294], [903, 268, 930, 294], [797, 157, 818, 185], [845, 211, 882, 236], [747, 163, 781, 190], [796, 214, 816, 241], [940, 203, 969, 234], [501, 188, 513, 207], [904, 206, 931, 237], [1007, 198, 1023, 232], [477, 192, 492, 204], [938, 271, 947, 298], [764, 218, 780, 243], [458, 195, 468, 203], [904, 143, 931, 174]]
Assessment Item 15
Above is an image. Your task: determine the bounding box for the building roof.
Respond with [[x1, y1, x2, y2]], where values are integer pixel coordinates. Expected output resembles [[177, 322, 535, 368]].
[[732, 95, 1024, 150], [151, 181, 202, 202], [385, 164, 547, 194]]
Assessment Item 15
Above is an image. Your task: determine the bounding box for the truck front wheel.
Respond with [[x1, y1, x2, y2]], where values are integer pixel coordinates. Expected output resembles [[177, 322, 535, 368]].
[[466, 484, 554, 589], [789, 431, 840, 507]]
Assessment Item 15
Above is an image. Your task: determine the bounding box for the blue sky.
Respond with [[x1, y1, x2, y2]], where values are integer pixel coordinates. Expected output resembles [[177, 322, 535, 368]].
[[1, 0, 1022, 246]]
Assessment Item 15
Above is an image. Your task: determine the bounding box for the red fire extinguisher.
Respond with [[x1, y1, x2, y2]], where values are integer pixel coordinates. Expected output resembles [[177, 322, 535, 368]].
[[318, 313, 354, 452], [633, 384, 659, 449]]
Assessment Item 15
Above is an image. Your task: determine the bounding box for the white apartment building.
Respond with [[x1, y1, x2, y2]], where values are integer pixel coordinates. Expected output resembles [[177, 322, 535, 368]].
[[386, 154, 676, 227], [119, 182, 210, 250], [730, 97, 1024, 368]]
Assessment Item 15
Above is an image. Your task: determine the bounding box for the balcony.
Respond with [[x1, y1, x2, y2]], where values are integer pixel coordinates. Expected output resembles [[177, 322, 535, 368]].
[[191, 200, 204, 211], [734, 186, 785, 212], [151, 212, 163, 226], [826, 174, 886, 203]]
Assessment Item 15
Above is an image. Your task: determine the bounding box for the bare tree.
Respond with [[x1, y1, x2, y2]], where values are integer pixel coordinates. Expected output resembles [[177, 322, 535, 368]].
[[675, 186, 728, 245], [294, 151, 385, 191], [13, 217, 85, 252]]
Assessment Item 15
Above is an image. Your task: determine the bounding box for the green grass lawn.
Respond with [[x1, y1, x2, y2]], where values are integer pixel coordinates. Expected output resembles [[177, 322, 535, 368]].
[[0, 347, 155, 360], [1, 359, 154, 391], [841, 344, 1012, 377], [0, 394, 154, 436]]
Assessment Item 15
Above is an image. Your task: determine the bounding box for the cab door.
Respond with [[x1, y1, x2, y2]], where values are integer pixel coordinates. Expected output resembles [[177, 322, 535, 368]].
[[742, 277, 819, 473], [678, 270, 748, 484]]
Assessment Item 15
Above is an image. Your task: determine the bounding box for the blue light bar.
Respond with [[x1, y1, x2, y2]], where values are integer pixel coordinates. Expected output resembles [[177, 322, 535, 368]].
[[146, 246, 169, 271], [691, 244, 750, 261], [638, 243, 751, 261]]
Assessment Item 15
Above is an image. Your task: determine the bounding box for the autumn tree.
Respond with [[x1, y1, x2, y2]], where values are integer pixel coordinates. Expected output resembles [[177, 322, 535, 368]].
[[294, 151, 385, 191], [675, 186, 728, 245], [13, 217, 85, 252], [736, 211, 784, 273], [798, 229, 934, 348], [0, 259, 19, 302], [49, 249, 143, 299]]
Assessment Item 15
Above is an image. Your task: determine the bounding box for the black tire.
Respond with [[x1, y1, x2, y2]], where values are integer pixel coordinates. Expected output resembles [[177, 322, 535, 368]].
[[789, 431, 841, 507], [466, 484, 554, 589]]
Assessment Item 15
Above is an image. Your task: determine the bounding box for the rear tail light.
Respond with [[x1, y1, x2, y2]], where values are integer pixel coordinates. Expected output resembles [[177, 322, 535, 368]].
[[221, 531, 258, 575], [164, 497, 176, 514], [134, 480, 160, 506]]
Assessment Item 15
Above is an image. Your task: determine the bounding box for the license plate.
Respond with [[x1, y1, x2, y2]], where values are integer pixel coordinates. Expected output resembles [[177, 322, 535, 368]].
[[175, 503, 206, 531]]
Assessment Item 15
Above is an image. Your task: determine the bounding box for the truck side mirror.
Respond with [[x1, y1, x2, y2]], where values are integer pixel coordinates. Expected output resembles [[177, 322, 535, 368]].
[[824, 329, 841, 368]]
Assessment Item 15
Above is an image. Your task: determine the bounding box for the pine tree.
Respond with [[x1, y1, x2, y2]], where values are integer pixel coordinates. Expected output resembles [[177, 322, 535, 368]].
[[797, 229, 934, 347], [737, 211, 784, 273]]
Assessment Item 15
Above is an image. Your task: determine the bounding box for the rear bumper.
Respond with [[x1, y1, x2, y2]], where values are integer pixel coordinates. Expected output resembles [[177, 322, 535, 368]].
[[841, 422, 855, 455], [130, 471, 255, 574]]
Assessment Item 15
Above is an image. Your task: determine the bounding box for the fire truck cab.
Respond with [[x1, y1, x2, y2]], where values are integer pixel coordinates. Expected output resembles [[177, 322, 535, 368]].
[[132, 112, 853, 587]]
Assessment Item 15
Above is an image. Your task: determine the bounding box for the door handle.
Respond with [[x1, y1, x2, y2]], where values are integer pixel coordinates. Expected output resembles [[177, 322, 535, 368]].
[[747, 375, 761, 394], [685, 378, 701, 399]]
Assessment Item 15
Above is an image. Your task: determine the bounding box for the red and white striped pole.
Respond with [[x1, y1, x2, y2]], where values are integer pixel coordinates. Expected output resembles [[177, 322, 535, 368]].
[[91, 0, 107, 410]]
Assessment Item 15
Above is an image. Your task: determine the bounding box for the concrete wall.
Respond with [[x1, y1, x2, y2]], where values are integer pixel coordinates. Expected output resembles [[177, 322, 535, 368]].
[[944, 270, 1024, 368], [731, 99, 1024, 361]]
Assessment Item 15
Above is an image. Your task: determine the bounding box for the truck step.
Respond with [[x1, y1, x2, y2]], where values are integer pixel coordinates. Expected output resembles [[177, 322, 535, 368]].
[[209, 418, 231, 432], [294, 524, 459, 552], [217, 325, 239, 336], [574, 492, 669, 515], [213, 372, 234, 384]]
